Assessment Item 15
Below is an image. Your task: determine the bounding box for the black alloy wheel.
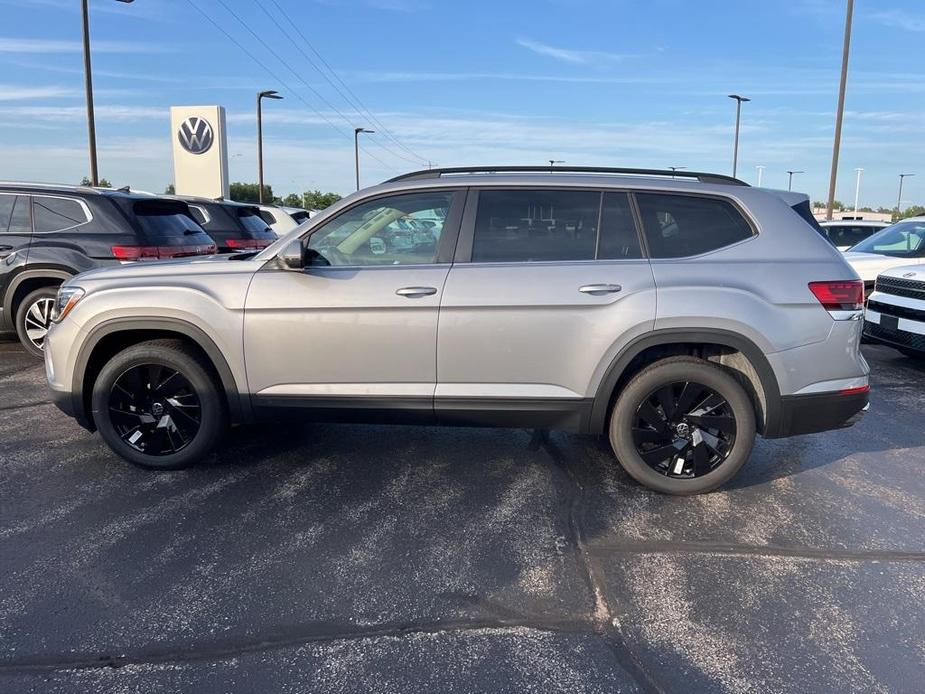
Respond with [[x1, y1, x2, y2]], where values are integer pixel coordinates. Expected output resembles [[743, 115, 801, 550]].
[[108, 363, 202, 456], [632, 381, 736, 479]]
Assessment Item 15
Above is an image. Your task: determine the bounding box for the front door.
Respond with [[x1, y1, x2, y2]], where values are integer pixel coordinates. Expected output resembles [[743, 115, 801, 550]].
[[244, 189, 463, 420], [0, 193, 33, 331]]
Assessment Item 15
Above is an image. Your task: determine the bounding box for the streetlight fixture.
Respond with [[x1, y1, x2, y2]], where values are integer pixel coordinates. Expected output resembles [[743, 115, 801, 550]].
[[825, 0, 855, 220], [787, 170, 804, 191], [548, 159, 565, 171], [82, 0, 134, 187], [728, 94, 750, 178], [853, 168, 863, 214], [257, 90, 283, 204], [897, 173, 915, 220], [668, 166, 685, 178], [756, 165, 765, 186], [354, 127, 374, 191]]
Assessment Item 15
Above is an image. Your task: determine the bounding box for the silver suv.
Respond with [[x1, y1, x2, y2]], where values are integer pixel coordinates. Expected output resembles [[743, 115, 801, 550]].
[[45, 167, 870, 495]]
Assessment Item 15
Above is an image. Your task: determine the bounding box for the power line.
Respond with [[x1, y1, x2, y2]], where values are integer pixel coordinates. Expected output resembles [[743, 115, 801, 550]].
[[185, 0, 398, 173], [264, 0, 430, 166]]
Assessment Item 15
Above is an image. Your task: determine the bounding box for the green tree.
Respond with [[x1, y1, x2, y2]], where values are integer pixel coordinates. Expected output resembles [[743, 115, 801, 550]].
[[281, 193, 303, 207], [898, 205, 925, 220], [302, 190, 342, 210], [80, 176, 111, 188], [164, 183, 175, 194], [229, 182, 272, 203]]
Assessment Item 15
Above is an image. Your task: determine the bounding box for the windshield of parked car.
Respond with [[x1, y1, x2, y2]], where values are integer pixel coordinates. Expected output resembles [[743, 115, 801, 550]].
[[850, 220, 925, 257]]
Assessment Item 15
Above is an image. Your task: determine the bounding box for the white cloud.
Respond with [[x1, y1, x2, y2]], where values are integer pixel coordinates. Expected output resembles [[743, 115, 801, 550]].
[[0, 85, 80, 100], [0, 37, 176, 53], [516, 37, 631, 65], [869, 9, 925, 32]]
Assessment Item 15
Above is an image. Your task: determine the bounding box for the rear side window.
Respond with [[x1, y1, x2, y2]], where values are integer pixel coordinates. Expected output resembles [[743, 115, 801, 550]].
[[33, 196, 89, 233], [8, 195, 31, 234], [472, 190, 600, 262], [133, 202, 209, 240], [598, 192, 642, 259], [187, 206, 209, 225], [636, 193, 753, 258], [0, 194, 15, 232]]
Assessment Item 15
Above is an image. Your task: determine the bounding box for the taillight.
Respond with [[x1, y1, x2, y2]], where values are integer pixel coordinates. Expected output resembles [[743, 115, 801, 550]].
[[111, 244, 217, 261], [808, 280, 864, 312], [839, 385, 870, 397], [225, 238, 273, 250]]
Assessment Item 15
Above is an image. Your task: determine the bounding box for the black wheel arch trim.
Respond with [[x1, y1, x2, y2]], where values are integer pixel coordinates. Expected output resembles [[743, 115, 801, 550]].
[[589, 328, 782, 437], [3, 267, 74, 323], [70, 317, 249, 430]]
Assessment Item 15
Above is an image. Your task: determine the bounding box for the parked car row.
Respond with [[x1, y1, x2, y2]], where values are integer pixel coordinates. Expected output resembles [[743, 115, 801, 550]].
[[0, 182, 313, 355]]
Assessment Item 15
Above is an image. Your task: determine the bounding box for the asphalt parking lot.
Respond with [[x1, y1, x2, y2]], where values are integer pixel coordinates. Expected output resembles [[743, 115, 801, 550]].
[[1, 338, 923, 693]]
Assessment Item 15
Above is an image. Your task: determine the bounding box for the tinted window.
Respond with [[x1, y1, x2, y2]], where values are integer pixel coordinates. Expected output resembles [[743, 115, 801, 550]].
[[825, 225, 879, 248], [237, 208, 273, 234], [308, 191, 452, 266], [472, 190, 600, 262], [258, 210, 277, 225], [9, 195, 31, 234], [637, 193, 753, 258], [291, 210, 311, 223], [33, 196, 89, 233], [851, 220, 925, 257], [598, 192, 642, 259], [187, 206, 208, 225], [133, 202, 210, 240], [0, 194, 14, 232]]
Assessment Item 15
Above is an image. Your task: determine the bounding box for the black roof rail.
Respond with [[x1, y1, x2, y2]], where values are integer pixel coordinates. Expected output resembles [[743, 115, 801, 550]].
[[385, 166, 749, 187]]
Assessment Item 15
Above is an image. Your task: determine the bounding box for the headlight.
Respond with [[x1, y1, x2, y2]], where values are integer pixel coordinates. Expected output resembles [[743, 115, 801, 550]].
[[52, 286, 85, 323]]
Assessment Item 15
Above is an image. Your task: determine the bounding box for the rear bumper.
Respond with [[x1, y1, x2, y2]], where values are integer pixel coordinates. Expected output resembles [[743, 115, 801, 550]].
[[768, 389, 869, 438]]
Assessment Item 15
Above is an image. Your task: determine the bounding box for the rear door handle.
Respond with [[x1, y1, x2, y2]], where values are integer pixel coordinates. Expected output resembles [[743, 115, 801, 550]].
[[396, 286, 438, 298], [579, 283, 622, 296]]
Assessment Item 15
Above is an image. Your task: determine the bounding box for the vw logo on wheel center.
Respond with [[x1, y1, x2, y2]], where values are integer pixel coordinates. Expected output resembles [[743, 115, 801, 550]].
[[177, 116, 214, 155]]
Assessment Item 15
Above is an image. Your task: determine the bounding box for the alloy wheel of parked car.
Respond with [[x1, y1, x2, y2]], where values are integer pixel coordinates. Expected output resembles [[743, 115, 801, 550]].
[[92, 339, 226, 470], [610, 357, 756, 495], [15, 287, 59, 358]]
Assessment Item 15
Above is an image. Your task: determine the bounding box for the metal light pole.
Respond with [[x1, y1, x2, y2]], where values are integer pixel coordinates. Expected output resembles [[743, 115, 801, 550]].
[[354, 128, 374, 191], [549, 159, 564, 171], [853, 168, 863, 213], [257, 90, 283, 204], [728, 94, 750, 178], [668, 166, 685, 178], [82, 0, 134, 187], [787, 170, 804, 191], [897, 173, 914, 220], [825, 0, 855, 220], [756, 165, 765, 186]]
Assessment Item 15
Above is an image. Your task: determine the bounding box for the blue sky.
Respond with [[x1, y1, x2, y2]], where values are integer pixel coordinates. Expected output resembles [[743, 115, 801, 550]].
[[0, 0, 923, 206]]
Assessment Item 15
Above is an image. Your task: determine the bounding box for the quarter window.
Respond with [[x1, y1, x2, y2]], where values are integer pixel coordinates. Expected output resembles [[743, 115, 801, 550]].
[[471, 190, 600, 262], [0, 194, 14, 232], [8, 195, 31, 234], [32, 196, 89, 233], [636, 193, 754, 258], [307, 191, 453, 266]]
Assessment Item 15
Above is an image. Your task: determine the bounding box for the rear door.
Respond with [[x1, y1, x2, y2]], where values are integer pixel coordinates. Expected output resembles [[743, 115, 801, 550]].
[[436, 188, 656, 430], [0, 193, 33, 328]]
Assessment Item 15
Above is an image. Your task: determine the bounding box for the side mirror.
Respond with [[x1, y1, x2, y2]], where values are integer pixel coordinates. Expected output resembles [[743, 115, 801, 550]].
[[278, 238, 304, 269]]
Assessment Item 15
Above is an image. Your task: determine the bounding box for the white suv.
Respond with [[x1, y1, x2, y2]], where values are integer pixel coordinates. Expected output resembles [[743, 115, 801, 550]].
[[844, 217, 925, 293], [864, 265, 925, 358]]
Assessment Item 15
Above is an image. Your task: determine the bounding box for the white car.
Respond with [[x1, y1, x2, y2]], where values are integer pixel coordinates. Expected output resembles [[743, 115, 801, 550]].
[[864, 264, 925, 358], [843, 217, 925, 293], [256, 205, 315, 234], [819, 219, 889, 251]]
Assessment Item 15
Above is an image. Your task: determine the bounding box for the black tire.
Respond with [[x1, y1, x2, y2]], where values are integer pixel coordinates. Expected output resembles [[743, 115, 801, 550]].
[[91, 339, 226, 470], [609, 356, 756, 495], [15, 286, 59, 358]]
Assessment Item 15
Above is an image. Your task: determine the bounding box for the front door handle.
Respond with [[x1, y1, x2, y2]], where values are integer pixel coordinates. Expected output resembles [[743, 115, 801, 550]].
[[0, 245, 13, 259], [396, 286, 438, 298], [579, 283, 622, 296]]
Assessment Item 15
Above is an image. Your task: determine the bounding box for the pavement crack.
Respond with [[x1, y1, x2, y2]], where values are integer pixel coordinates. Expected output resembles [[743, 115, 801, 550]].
[[536, 430, 665, 694], [0, 400, 49, 413]]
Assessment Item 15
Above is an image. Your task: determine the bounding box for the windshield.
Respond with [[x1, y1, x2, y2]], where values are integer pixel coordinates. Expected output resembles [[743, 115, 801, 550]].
[[850, 220, 925, 257]]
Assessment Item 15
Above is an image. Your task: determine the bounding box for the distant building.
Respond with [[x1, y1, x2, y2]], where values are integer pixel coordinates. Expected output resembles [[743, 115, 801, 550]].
[[812, 208, 892, 223]]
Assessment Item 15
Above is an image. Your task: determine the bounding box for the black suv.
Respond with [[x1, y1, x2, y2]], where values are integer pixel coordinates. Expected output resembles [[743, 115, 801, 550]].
[[174, 197, 278, 253], [0, 183, 216, 357]]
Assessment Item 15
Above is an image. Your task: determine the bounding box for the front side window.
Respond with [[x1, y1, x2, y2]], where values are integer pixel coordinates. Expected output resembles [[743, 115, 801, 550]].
[[471, 189, 600, 262], [850, 221, 925, 257], [636, 193, 754, 258], [33, 196, 90, 233], [307, 191, 453, 266]]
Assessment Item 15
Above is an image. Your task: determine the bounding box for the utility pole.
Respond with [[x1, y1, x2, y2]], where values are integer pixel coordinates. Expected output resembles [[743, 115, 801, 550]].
[[728, 94, 750, 178], [257, 90, 282, 204], [825, 0, 855, 221], [354, 128, 375, 191], [897, 173, 914, 220]]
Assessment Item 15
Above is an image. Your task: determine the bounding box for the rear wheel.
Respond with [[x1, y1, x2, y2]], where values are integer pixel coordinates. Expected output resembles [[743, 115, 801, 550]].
[[91, 339, 226, 470], [15, 286, 58, 358], [609, 357, 756, 495]]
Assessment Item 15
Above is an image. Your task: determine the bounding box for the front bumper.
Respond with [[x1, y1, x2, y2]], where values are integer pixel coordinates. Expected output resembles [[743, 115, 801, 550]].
[[771, 389, 869, 438]]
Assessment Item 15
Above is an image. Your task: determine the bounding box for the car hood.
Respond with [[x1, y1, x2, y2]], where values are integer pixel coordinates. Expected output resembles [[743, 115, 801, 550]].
[[843, 251, 924, 281], [67, 253, 263, 286]]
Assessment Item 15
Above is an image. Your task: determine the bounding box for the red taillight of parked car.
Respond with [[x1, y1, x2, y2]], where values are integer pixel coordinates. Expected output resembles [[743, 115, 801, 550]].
[[808, 280, 864, 311], [225, 238, 274, 250], [111, 244, 217, 261]]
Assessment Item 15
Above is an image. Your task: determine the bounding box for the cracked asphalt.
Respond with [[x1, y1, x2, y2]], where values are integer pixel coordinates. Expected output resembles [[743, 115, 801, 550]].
[[1, 338, 923, 693]]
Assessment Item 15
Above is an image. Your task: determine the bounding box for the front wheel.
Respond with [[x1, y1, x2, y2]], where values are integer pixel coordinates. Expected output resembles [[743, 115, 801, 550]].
[[91, 339, 226, 470], [609, 356, 756, 495], [15, 286, 59, 358]]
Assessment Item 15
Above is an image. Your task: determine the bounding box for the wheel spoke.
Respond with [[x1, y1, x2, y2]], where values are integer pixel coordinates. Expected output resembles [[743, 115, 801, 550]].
[[640, 443, 680, 466], [692, 441, 713, 476], [637, 400, 671, 434], [687, 414, 737, 435], [632, 427, 671, 445], [674, 382, 704, 416], [655, 385, 676, 421]]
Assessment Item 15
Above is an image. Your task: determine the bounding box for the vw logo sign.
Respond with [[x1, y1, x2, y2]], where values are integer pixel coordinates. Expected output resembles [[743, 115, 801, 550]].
[[903, 272, 917, 278], [177, 116, 213, 155]]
